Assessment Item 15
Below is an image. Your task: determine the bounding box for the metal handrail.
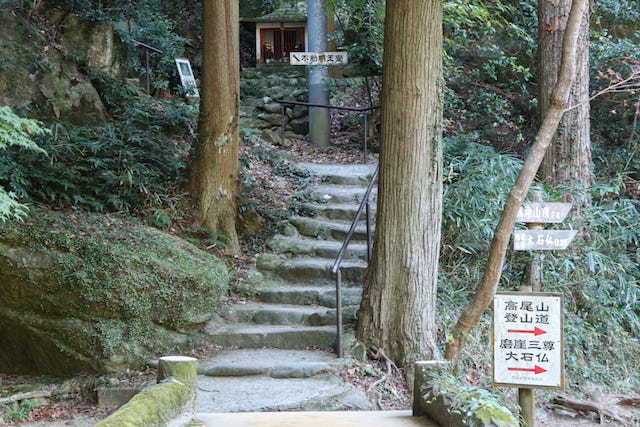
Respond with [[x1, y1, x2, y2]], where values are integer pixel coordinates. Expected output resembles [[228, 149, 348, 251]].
[[131, 40, 163, 95], [275, 100, 378, 163], [330, 166, 378, 357]]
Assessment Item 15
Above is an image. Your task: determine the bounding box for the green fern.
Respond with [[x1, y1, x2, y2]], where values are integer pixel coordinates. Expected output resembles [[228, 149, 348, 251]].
[[0, 106, 48, 221]]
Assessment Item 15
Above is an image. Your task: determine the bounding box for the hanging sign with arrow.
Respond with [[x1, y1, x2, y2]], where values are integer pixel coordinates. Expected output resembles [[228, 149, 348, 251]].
[[513, 229, 578, 251], [493, 292, 564, 389], [516, 202, 572, 223], [290, 52, 348, 66]]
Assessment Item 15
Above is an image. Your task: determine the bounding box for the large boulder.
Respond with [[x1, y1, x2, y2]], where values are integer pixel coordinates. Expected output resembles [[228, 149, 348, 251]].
[[0, 7, 108, 124], [54, 12, 125, 77], [0, 209, 229, 375]]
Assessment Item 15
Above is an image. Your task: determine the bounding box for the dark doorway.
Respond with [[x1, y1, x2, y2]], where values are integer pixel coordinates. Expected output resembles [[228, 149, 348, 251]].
[[260, 27, 305, 63]]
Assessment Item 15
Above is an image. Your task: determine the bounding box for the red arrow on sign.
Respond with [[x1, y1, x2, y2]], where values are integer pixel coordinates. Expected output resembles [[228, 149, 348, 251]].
[[508, 365, 547, 375], [507, 326, 547, 336]]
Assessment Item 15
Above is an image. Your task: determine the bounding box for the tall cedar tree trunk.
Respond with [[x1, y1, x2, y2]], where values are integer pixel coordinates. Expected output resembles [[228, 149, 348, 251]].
[[356, 0, 443, 369], [539, 0, 591, 214], [444, 0, 589, 364], [190, 0, 240, 253]]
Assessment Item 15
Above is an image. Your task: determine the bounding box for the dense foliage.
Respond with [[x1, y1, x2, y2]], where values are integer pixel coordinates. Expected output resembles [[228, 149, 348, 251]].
[[0, 83, 194, 216], [439, 138, 639, 391]]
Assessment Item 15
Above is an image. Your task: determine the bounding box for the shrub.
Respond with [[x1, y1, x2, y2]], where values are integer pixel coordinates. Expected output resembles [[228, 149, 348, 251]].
[[0, 106, 49, 221], [0, 92, 196, 215]]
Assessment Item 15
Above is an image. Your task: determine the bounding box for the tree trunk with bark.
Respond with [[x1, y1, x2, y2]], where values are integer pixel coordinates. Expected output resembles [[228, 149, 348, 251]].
[[444, 0, 589, 365], [539, 0, 591, 213], [356, 0, 443, 370], [190, 0, 240, 253]]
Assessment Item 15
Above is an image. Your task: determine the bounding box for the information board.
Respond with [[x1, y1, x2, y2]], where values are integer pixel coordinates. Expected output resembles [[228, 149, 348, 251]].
[[493, 292, 564, 389], [175, 58, 199, 98]]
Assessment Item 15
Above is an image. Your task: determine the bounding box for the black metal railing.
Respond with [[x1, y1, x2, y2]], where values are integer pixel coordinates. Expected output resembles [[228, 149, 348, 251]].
[[275, 100, 378, 163], [330, 166, 378, 357], [132, 40, 163, 95], [274, 99, 379, 357]]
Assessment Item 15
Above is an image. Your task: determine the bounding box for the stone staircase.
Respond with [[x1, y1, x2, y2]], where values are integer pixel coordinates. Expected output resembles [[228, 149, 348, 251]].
[[198, 162, 377, 352]]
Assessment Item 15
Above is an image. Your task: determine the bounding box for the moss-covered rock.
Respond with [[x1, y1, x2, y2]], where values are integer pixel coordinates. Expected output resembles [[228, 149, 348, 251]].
[[96, 356, 197, 427], [0, 7, 107, 124], [413, 361, 518, 427], [0, 209, 229, 375]]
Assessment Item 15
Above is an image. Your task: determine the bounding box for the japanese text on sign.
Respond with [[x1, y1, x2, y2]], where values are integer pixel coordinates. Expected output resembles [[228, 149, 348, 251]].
[[290, 52, 348, 66], [513, 230, 578, 251], [516, 203, 572, 223], [493, 292, 564, 388]]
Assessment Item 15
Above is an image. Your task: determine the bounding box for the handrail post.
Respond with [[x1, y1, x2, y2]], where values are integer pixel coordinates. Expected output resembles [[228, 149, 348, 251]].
[[331, 167, 378, 358], [274, 100, 378, 163], [280, 104, 286, 147], [366, 200, 373, 262], [363, 112, 368, 164], [335, 269, 343, 358]]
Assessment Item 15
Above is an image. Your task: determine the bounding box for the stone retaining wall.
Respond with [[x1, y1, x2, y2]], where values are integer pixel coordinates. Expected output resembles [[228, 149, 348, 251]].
[[95, 356, 197, 427], [413, 361, 518, 427]]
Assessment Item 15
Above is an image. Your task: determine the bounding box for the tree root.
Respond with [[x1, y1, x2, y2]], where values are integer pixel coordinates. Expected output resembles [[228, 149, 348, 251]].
[[618, 396, 640, 406], [366, 346, 404, 408], [0, 390, 52, 405], [551, 396, 630, 425], [0, 376, 97, 406]]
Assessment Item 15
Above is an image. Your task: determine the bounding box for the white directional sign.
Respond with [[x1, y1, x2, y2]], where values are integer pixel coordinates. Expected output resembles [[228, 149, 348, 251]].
[[290, 52, 348, 66], [517, 203, 572, 223], [493, 292, 564, 389], [513, 230, 578, 251]]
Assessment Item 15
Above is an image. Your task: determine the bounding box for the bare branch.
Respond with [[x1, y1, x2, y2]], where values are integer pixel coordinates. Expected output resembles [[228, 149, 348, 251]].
[[565, 71, 640, 113]]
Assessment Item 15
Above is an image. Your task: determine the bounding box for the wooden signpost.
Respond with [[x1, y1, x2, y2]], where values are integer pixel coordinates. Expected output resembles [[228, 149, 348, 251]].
[[494, 201, 574, 427]]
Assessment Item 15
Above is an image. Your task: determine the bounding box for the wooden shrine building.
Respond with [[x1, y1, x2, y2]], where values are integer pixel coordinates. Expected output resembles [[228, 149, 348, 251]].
[[241, 5, 307, 65]]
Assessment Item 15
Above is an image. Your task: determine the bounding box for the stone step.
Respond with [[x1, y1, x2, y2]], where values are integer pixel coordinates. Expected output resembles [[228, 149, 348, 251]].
[[308, 184, 378, 205], [247, 285, 362, 307], [301, 162, 377, 186], [288, 216, 371, 242], [197, 349, 335, 378], [269, 257, 366, 283], [218, 302, 336, 326], [199, 324, 336, 350], [268, 235, 369, 260], [306, 202, 377, 222], [241, 66, 306, 79]]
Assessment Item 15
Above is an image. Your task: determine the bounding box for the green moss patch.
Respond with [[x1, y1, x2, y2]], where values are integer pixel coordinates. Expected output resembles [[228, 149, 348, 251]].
[[0, 209, 229, 374]]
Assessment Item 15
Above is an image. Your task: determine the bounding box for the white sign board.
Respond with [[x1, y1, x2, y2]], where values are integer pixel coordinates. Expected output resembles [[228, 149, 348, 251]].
[[175, 58, 199, 98], [513, 230, 578, 251], [493, 292, 564, 389], [290, 52, 348, 66], [516, 203, 572, 223]]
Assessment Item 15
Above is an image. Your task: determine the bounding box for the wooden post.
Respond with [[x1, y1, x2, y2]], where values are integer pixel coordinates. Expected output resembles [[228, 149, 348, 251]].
[[518, 388, 535, 427], [518, 191, 542, 426], [526, 190, 543, 292], [517, 280, 535, 426]]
